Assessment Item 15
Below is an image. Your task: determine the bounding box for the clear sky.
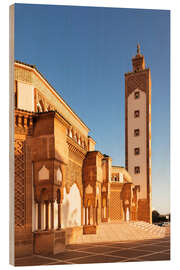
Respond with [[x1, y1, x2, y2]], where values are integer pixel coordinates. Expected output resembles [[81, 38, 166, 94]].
[[15, 4, 170, 214]]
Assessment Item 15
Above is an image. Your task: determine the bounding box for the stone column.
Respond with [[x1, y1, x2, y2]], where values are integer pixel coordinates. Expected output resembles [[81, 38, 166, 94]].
[[18, 115, 22, 127], [106, 200, 109, 220], [88, 206, 90, 225], [24, 116, 28, 128], [38, 202, 41, 230], [96, 206, 98, 225], [51, 201, 54, 230], [57, 202, 61, 230], [45, 201, 49, 231], [29, 117, 33, 127], [101, 206, 104, 221], [85, 207, 87, 225], [81, 203, 83, 226], [93, 207, 96, 225]]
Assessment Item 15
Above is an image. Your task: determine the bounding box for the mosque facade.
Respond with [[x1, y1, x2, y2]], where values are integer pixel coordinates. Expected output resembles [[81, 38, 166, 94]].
[[13, 46, 151, 257]]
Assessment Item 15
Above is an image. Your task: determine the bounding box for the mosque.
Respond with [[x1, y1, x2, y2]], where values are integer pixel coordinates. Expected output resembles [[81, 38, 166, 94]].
[[13, 45, 152, 257]]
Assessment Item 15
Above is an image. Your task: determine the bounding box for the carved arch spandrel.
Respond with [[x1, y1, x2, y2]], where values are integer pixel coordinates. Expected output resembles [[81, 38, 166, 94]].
[[127, 74, 146, 96]]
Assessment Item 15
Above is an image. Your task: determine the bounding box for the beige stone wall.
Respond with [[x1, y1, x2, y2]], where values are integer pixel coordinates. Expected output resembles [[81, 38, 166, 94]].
[[127, 89, 147, 198], [15, 64, 89, 137], [54, 117, 69, 165], [111, 166, 132, 183], [17, 81, 34, 111]]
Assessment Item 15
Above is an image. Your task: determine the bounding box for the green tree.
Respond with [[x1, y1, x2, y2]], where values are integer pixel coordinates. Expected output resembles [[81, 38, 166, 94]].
[[152, 210, 160, 223]]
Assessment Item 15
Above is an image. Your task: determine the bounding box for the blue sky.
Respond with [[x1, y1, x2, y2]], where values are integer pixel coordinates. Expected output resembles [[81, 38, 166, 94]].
[[15, 4, 170, 214]]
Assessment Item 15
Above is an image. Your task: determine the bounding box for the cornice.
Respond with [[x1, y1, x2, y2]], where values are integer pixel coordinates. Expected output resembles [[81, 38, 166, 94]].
[[67, 136, 87, 159]]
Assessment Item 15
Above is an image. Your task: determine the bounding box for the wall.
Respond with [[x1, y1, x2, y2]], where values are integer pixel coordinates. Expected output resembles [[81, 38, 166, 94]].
[[17, 81, 34, 111], [127, 89, 147, 199], [109, 184, 123, 221], [61, 184, 81, 228]]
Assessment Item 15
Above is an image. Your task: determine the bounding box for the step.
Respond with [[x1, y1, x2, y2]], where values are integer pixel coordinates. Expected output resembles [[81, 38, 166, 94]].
[[71, 222, 167, 244]]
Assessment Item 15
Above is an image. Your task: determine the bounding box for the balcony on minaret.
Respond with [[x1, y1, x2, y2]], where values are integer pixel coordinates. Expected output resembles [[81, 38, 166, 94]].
[[132, 44, 145, 72]]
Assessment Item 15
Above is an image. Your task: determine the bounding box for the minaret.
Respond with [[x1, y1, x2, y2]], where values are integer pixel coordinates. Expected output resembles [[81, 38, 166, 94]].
[[125, 44, 152, 223]]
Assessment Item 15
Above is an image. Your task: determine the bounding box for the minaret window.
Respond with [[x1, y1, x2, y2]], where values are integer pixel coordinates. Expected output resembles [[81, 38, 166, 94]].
[[134, 91, 140, 99], [134, 110, 140, 118], [134, 147, 140, 155], [134, 129, 140, 136], [134, 166, 140, 174]]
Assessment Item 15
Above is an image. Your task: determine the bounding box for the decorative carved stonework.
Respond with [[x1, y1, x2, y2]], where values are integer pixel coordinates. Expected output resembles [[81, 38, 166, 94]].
[[14, 139, 25, 229], [14, 110, 34, 136], [66, 160, 83, 196], [36, 90, 54, 112], [127, 73, 146, 96], [67, 136, 87, 161]]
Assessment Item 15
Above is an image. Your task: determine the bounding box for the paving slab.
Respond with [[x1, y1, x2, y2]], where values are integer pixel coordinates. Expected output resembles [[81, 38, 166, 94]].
[[15, 233, 171, 266]]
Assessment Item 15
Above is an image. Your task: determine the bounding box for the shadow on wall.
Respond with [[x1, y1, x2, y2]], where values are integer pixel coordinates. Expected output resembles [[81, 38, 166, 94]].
[[69, 209, 78, 227], [61, 184, 81, 228], [62, 199, 70, 228]]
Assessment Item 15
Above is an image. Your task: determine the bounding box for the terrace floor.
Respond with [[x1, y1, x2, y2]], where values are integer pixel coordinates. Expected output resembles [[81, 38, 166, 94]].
[[15, 234, 170, 266]]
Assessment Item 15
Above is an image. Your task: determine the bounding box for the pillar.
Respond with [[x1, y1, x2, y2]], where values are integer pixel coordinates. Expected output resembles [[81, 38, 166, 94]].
[[106, 199, 109, 220], [38, 202, 41, 230], [93, 207, 96, 225], [101, 206, 104, 221], [18, 115, 22, 127], [96, 206, 98, 225], [81, 205, 83, 226], [45, 201, 49, 231], [24, 116, 28, 128], [85, 207, 87, 225], [88, 206, 90, 225], [57, 202, 61, 229], [51, 201, 54, 230]]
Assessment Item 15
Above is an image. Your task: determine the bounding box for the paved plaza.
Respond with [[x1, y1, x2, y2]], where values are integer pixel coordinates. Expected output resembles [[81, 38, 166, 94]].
[[15, 233, 170, 266]]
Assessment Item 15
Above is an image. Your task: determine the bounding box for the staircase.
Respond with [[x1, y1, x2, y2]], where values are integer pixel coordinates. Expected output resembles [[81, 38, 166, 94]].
[[70, 221, 169, 244]]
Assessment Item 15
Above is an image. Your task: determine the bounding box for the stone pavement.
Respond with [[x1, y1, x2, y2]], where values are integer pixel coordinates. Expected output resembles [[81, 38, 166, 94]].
[[15, 230, 170, 266], [71, 221, 169, 244]]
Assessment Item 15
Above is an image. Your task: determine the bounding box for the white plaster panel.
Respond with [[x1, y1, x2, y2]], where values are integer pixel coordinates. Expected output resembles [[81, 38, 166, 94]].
[[39, 166, 49, 181], [127, 89, 147, 199], [17, 81, 34, 111], [57, 168, 62, 183], [61, 184, 81, 228]]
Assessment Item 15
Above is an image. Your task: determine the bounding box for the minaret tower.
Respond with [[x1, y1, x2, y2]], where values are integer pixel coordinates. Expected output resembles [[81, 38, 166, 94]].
[[125, 44, 152, 223]]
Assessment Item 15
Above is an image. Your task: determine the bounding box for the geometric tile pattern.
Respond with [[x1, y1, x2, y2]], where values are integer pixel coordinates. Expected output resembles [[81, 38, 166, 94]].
[[127, 74, 146, 96], [109, 191, 122, 221], [15, 233, 170, 266], [14, 139, 25, 229]]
